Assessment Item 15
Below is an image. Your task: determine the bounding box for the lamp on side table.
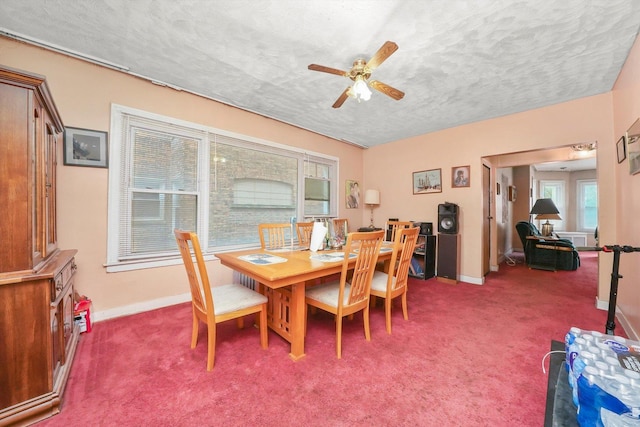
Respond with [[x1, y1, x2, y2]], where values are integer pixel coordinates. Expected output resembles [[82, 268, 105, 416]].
[[530, 198, 561, 236], [364, 189, 380, 229]]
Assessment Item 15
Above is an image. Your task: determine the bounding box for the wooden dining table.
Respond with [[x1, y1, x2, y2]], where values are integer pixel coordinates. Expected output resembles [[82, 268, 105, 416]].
[[216, 243, 394, 360]]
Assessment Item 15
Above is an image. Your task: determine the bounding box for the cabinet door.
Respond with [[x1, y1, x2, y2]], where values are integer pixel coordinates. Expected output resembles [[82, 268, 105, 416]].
[[62, 280, 75, 363], [50, 300, 62, 380], [33, 99, 45, 267], [43, 121, 58, 257]]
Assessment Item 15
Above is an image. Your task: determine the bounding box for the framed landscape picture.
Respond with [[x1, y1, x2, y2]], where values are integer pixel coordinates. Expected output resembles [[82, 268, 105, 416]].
[[413, 169, 442, 194]]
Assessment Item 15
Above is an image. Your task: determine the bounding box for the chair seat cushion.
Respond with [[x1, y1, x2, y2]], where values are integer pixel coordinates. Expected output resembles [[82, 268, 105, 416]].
[[370, 271, 396, 293], [306, 280, 351, 308], [212, 283, 267, 316]]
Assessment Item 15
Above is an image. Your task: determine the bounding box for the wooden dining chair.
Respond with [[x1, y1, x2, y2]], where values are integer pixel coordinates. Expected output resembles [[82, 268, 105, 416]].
[[296, 221, 315, 247], [370, 226, 419, 334], [332, 218, 349, 239], [305, 230, 384, 358], [174, 230, 268, 371], [258, 223, 292, 249], [386, 220, 414, 242]]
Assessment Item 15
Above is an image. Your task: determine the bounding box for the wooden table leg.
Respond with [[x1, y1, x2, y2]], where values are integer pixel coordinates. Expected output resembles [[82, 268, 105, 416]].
[[288, 281, 306, 361]]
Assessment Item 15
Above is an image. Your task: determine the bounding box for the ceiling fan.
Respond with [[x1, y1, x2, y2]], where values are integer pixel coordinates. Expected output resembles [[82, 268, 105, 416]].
[[308, 41, 405, 108]]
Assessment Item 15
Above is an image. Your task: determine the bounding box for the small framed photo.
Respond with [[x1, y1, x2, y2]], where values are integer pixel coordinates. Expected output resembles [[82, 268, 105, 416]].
[[63, 127, 109, 168], [617, 134, 627, 164], [413, 168, 442, 194], [345, 180, 360, 209], [496, 182, 501, 195], [508, 185, 517, 202], [451, 165, 470, 188]]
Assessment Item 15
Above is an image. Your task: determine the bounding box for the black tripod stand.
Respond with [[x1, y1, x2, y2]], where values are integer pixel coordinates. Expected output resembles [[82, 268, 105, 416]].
[[591, 245, 640, 335]]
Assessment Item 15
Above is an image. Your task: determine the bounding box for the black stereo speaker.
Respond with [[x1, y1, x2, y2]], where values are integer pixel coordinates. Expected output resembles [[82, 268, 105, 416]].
[[438, 203, 459, 234], [419, 222, 433, 236]]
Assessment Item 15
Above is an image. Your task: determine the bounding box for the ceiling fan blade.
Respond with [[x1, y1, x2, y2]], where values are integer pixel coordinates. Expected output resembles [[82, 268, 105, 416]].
[[308, 64, 348, 77], [332, 87, 351, 108], [369, 80, 405, 100], [365, 41, 398, 71]]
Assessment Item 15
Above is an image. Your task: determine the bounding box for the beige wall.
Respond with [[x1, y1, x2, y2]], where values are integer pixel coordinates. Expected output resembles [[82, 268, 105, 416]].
[[611, 34, 640, 339], [0, 38, 365, 319], [3, 35, 637, 338], [364, 93, 614, 284]]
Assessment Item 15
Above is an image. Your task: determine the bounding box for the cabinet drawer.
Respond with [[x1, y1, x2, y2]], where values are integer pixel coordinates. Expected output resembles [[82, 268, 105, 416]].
[[51, 258, 77, 301]]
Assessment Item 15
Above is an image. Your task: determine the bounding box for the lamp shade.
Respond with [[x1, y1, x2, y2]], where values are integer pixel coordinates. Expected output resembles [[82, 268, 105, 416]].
[[530, 198, 562, 220], [364, 189, 380, 205]]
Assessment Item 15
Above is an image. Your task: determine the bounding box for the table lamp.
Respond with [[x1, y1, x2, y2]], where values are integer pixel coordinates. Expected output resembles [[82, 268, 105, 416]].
[[364, 189, 380, 229], [530, 198, 561, 236]]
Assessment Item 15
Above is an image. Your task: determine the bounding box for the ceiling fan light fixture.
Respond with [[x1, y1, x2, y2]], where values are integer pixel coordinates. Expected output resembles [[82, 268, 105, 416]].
[[352, 75, 371, 102]]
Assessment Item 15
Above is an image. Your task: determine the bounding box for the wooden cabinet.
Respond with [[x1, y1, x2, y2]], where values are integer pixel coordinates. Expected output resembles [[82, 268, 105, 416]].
[[0, 65, 79, 426]]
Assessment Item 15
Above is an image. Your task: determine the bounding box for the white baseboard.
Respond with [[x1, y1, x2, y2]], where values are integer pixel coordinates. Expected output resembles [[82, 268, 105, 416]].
[[594, 297, 638, 340], [459, 274, 484, 285], [92, 292, 191, 323]]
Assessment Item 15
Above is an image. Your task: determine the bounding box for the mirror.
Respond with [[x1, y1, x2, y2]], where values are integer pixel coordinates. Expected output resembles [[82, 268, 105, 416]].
[[627, 118, 640, 175]]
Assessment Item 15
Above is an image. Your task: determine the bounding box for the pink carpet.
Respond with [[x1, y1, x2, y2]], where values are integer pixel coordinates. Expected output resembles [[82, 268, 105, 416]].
[[37, 252, 608, 426]]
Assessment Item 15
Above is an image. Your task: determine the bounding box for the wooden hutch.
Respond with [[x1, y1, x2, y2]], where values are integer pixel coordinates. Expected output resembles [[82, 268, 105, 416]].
[[0, 65, 79, 425]]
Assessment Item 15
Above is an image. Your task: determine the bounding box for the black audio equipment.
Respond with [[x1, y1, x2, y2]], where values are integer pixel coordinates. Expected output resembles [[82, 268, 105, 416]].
[[437, 233, 460, 283], [438, 203, 458, 234], [418, 222, 433, 236]]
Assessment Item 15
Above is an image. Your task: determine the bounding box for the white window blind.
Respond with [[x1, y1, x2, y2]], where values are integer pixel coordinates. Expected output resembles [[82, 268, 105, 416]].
[[107, 105, 338, 271]]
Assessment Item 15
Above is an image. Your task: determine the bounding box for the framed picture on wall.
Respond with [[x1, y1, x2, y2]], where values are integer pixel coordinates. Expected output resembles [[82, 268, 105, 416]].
[[627, 118, 640, 175], [508, 185, 517, 202], [413, 169, 442, 194], [617, 135, 627, 164], [63, 127, 109, 168], [345, 180, 360, 208], [451, 165, 470, 188]]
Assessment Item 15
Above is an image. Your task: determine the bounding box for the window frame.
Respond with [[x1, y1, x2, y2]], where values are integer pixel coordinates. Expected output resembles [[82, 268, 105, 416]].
[[106, 104, 338, 272], [538, 180, 566, 231], [576, 179, 597, 232]]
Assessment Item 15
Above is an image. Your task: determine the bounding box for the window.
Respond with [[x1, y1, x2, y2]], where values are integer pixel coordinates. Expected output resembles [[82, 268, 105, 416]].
[[107, 105, 338, 271], [539, 180, 565, 231], [577, 179, 597, 231]]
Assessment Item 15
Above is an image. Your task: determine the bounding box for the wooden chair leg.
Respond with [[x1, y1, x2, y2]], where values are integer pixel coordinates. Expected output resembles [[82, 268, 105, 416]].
[[370, 295, 377, 307], [336, 316, 343, 359], [401, 292, 409, 320], [259, 305, 268, 349], [191, 312, 199, 349], [385, 297, 392, 334], [206, 323, 216, 371], [364, 306, 371, 341], [236, 317, 245, 329]]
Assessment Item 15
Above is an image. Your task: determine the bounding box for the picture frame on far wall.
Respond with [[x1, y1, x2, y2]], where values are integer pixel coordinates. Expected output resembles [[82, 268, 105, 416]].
[[63, 127, 109, 168], [413, 168, 442, 194], [626, 118, 640, 175], [617, 134, 627, 164], [508, 185, 517, 202], [451, 165, 470, 188], [345, 179, 360, 209]]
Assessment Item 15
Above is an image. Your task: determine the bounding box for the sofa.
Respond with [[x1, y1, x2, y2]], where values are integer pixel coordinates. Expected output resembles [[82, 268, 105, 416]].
[[515, 221, 580, 271]]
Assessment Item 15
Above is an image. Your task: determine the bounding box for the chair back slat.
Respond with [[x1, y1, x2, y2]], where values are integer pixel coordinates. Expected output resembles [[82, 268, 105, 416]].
[[342, 230, 384, 307], [296, 222, 314, 247], [391, 227, 420, 291], [386, 220, 414, 242], [174, 230, 215, 321], [258, 223, 292, 249]]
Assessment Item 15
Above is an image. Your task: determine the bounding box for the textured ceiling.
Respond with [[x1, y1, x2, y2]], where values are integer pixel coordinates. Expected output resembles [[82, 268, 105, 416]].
[[1, 1, 640, 148]]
